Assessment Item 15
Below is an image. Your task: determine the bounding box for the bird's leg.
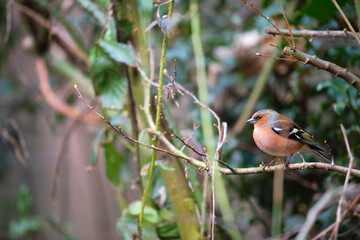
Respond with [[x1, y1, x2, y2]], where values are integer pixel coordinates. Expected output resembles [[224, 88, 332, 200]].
[[262, 157, 279, 171], [283, 154, 293, 168], [297, 152, 306, 163]]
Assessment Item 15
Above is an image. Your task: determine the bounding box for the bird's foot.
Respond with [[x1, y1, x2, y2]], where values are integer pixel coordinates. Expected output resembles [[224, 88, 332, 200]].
[[283, 154, 294, 169], [261, 157, 278, 171]]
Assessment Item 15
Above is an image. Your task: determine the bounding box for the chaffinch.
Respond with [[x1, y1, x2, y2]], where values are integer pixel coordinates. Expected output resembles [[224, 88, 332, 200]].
[[246, 109, 334, 167]]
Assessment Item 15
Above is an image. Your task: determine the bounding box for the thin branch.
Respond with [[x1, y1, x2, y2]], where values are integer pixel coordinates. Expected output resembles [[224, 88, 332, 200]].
[[200, 169, 208, 237], [274, 0, 295, 47], [296, 185, 360, 240], [51, 118, 82, 202], [256, 52, 303, 63], [180, 123, 200, 152], [161, 112, 206, 157], [35, 57, 99, 124], [221, 162, 360, 177], [312, 192, 360, 240], [75, 84, 203, 167], [265, 28, 360, 39], [331, 124, 355, 240], [331, 0, 360, 46], [241, 0, 292, 47], [283, 47, 360, 94]]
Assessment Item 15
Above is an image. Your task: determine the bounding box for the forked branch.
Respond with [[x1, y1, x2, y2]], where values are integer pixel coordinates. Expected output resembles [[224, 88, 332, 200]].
[[282, 47, 360, 93]]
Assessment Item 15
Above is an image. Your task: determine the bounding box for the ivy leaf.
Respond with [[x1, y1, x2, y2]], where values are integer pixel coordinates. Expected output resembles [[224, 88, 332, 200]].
[[117, 214, 158, 240], [91, 56, 127, 110], [98, 40, 138, 67], [128, 201, 161, 224], [103, 142, 123, 186]]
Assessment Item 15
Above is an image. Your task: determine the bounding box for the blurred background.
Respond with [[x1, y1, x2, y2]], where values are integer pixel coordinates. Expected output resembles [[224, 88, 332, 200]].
[[0, 0, 359, 239]]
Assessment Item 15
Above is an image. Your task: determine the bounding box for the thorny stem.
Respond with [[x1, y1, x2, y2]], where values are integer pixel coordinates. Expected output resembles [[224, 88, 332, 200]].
[[138, 0, 174, 237]]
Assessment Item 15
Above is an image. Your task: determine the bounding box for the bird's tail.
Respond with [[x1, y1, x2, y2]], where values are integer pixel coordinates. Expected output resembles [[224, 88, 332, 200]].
[[308, 143, 334, 165]]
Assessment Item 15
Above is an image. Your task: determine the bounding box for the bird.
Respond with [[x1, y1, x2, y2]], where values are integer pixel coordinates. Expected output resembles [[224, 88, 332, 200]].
[[246, 109, 334, 168]]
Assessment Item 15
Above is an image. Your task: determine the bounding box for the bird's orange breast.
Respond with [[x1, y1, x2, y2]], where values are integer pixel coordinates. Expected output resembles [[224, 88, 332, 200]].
[[253, 124, 303, 156]]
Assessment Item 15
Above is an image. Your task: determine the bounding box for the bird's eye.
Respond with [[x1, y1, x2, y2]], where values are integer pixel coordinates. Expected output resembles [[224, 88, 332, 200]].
[[257, 116, 262, 120]]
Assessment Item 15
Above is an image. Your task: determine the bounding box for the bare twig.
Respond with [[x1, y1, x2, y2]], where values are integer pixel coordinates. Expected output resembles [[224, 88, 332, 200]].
[[282, 47, 360, 93], [35, 58, 99, 124], [74, 85, 205, 168], [180, 123, 200, 152], [200, 169, 208, 237], [331, 124, 355, 240], [243, 0, 360, 93], [274, 0, 295, 47], [312, 192, 360, 240], [184, 161, 194, 192], [256, 52, 304, 63], [241, 0, 292, 46], [221, 162, 360, 177], [265, 28, 360, 39], [51, 119, 82, 202], [331, 0, 360, 46], [161, 112, 206, 157], [209, 160, 216, 240], [296, 185, 360, 240]]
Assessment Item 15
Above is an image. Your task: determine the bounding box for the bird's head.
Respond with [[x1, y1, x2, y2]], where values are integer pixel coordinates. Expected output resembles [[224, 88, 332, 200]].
[[246, 109, 275, 128]]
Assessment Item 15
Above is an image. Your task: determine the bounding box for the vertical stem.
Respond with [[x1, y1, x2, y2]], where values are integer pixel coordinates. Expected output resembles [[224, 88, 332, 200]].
[[271, 168, 284, 238], [355, 0, 360, 34], [112, 0, 141, 192], [138, 0, 175, 237], [190, 0, 242, 239]]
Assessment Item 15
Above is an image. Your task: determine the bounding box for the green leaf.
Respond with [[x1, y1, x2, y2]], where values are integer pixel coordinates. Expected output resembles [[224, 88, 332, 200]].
[[157, 221, 180, 239], [91, 55, 128, 109], [91, 130, 104, 166], [104, 19, 117, 42], [8, 218, 43, 238], [98, 40, 138, 67], [117, 214, 158, 240], [128, 201, 161, 224], [103, 142, 123, 186], [17, 185, 32, 218]]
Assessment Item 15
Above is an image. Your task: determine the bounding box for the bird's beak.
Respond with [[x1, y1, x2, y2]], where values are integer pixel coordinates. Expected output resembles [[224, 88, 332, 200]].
[[246, 118, 256, 124]]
